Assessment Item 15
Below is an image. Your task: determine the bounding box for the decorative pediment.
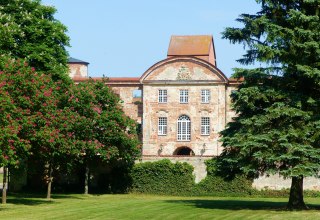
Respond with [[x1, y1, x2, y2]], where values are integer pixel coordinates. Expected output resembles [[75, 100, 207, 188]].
[[140, 57, 228, 84]]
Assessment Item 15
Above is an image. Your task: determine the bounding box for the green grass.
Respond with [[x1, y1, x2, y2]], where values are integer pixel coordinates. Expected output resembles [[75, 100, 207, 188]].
[[1, 194, 320, 219]]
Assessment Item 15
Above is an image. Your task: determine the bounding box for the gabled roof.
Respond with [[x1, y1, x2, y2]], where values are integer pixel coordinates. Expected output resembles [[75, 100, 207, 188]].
[[167, 35, 216, 66], [68, 57, 89, 65]]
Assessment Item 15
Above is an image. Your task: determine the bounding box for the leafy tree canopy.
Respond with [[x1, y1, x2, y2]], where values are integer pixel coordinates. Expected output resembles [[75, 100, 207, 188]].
[[66, 79, 141, 165], [0, 0, 70, 81]]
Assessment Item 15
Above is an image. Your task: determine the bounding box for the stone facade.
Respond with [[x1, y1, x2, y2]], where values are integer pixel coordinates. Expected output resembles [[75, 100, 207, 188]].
[[72, 36, 242, 183], [140, 58, 229, 158]]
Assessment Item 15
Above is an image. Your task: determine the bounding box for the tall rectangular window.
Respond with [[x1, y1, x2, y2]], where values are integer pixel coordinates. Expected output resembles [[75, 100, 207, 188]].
[[201, 117, 210, 135], [180, 89, 188, 103], [158, 117, 167, 135], [158, 89, 167, 103], [201, 89, 210, 103]]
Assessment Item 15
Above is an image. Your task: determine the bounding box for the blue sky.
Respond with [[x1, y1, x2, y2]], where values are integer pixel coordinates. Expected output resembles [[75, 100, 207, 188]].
[[42, 0, 261, 78]]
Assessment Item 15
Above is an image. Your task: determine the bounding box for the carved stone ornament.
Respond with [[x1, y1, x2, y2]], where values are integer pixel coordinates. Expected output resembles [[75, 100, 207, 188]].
[[176, 65, 192, 80]]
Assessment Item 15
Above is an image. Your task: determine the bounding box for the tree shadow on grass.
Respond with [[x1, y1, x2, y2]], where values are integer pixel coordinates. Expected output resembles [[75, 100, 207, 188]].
[[165, 199, 320, 211], [6, 197, 55, 206], [2, 193, 85, 206]]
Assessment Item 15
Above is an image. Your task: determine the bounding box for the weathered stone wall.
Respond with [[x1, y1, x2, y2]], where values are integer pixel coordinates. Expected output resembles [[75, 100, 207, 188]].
[[110, 85, 142, 124], [253, 175, 320, 191], [142, 84, 226, 157]]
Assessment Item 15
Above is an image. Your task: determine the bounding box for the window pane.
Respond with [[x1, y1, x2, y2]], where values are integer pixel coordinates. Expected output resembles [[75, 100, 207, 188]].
[[158, 117, 167, 135], [201, 89, 210, 103], [201, 117, 210, 135], [180, 89, 188, 103], [159, 90, 167, 103]]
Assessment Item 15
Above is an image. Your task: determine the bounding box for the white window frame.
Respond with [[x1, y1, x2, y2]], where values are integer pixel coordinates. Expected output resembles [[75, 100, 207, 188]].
[[201, 89, 210, 103], [180, 89, 188, 103], [158, 89, 167, 103], [158, 117, 167, 136], [177, 115, 191, 141], [201, 117, 210, 136]]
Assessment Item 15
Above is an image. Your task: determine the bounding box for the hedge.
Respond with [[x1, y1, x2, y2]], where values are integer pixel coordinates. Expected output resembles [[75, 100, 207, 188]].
[[130, 159, 254, 196], [131, 159, 195, 195]]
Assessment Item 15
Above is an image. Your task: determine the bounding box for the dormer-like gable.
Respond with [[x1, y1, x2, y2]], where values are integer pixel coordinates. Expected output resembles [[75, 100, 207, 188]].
[[167, 35, 216, 66]]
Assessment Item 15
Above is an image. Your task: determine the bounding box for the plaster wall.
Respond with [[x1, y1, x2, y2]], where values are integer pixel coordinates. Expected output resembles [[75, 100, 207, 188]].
[[69, 63, 88, 78]]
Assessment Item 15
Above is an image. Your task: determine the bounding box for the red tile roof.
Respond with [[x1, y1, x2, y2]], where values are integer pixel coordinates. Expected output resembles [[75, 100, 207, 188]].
[[72, 76, 141, 84], [167, 35, 216, 66]]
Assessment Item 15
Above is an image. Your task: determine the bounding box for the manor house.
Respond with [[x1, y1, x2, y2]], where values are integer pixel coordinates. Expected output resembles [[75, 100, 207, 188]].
[[70, 35, 241, 183]]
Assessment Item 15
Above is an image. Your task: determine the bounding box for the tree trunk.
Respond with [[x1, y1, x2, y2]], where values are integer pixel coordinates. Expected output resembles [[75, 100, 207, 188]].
[[46, 162, 53, 200], [2, 166, 8, 204], [84, 162, 89, 194], [287, 176, 308, 210]]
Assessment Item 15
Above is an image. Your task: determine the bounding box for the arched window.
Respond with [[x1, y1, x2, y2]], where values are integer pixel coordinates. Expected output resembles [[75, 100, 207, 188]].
[[177, 115, 191, 141]]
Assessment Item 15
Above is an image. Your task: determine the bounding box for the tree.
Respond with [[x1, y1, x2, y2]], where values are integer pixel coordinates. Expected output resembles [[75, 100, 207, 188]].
[[0, 85, 30, 204], [219, 0, 320, 209], [0, 0, 70, 81], [0, 58, 80, 201], [66, 79, 141, 194]]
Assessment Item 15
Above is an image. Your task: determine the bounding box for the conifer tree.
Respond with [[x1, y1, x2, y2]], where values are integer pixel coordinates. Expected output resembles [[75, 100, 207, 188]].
[[219, 0, 320, 209]]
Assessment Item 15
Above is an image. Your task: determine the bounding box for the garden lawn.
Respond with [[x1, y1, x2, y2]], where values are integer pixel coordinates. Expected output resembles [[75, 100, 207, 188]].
[[1, 194, 320, 220]]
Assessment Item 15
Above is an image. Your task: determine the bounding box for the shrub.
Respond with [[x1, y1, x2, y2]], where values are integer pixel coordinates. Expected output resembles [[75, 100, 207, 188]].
[[192, 158, 253, 196], [131, 159, 195, 195]]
